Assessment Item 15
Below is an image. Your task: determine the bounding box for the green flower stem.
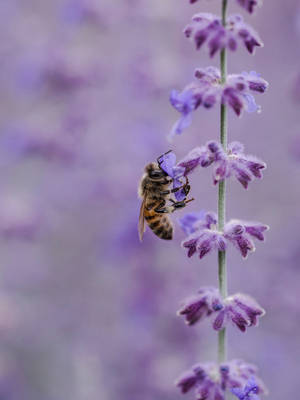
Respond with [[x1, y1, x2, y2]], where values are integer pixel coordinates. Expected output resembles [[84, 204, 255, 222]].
[[218, 0, 228, 365]]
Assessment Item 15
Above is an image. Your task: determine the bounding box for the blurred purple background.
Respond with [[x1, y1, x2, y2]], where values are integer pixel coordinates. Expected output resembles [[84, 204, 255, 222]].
[[0, 0, 299, 399]]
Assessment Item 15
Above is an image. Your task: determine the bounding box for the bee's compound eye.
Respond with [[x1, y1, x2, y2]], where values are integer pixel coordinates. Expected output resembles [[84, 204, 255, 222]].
[[150, 170, 164, 179]]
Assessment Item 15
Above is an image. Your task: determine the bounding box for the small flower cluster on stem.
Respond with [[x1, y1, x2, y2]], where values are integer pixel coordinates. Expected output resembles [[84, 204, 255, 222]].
[[163, 1, 269, 400]]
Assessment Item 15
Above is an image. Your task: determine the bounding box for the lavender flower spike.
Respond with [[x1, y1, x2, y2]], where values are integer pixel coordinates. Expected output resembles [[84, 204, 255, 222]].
[[180, 212, 268, 260], [177, 287, 223, 326], [184, 13, 262, 57], [169, 68, 268, 136]]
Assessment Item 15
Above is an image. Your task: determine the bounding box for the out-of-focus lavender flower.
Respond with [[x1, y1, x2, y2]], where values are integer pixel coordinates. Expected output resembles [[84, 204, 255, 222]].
[[170, 68, 268, 135], [175, 141, 266, 188], [61, 0, 103, 25], [177, 210, 206, 235], [178, 289, 265, 332], [176, 360, 266, 399], [1, 128, 79, 164], [231, 376, 260, 399], [42, 59, 91, 94], [177, 287, 223, 326], [180, 212, 268, 259], [184, 13, 262, 57], [0, 195, 41, 241], [187, 0, 262, 14], [213, 293, 265, 332]]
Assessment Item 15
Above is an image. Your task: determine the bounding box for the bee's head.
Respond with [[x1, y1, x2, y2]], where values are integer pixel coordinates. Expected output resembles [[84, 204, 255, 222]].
[[145, 163, 168, 180]]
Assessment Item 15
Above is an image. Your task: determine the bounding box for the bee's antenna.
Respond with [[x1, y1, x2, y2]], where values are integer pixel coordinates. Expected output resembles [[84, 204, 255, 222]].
[[157, 149, 173, 165]]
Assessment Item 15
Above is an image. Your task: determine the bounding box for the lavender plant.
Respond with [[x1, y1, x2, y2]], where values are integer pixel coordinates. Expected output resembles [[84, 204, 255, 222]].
[[159, 0, 269, 399]]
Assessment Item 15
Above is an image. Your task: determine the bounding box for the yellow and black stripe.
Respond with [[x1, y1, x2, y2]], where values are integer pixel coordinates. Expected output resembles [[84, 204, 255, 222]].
[[144, 209, 173, 240]]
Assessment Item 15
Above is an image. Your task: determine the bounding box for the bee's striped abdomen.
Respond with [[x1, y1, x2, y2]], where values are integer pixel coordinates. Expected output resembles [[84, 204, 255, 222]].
[[144, 208, 173, 240]]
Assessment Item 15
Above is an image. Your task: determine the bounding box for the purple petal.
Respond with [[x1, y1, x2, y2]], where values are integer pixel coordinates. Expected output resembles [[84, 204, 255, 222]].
[[236, 236, 255, 258], [223, 87, 244, 116], [213, 309, 227, 330], [176, 370, 198, 394], [243, 93, 259, 113], [245, 224, 269, 241], [173, 177, 187, 201], [182, 236, 199, 258], [158, 151, 176, 177], [231, 162, 253, 189], [228, 306, 249, 332], [170, 113, 193, 138], [245, 157, 266, 178]]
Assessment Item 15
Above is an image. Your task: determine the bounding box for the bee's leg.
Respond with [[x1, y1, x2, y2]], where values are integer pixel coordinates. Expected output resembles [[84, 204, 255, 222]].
[[168, 197, 195, 212], [171, 177, 190, 196], [160, 177, 190, 197], [155, 198, 194, 214], [154, 200, 172, 214], [157, 150, 173, 166], [158, 178, 190, 197], [153, 200, 167, 213]]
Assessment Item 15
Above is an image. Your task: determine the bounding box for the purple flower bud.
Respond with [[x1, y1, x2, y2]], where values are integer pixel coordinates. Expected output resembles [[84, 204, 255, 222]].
[[224, 219, 268, 259], [241, 71, 268, 93], [177, 287, 224, 326], [244, 223, 269, 241], [222, 87, 244, 116], [233, 294, 265, 327], [231, 163, 253, 189], [213, 160, 230, 185], [176, 369, 200, 393], [194, 66, 221, 82], [182, 235, 199, 258], [213, 309, 227, 331], [236, 0, 262, 14], [228, 15, 263, 55]]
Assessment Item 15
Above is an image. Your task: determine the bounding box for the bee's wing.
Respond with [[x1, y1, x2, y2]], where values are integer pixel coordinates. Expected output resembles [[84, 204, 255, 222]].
[[138, 197, 146, 242]]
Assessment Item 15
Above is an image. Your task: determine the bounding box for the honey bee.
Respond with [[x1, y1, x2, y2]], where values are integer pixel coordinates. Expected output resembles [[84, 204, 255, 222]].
[[138, 151, 194, 241]]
